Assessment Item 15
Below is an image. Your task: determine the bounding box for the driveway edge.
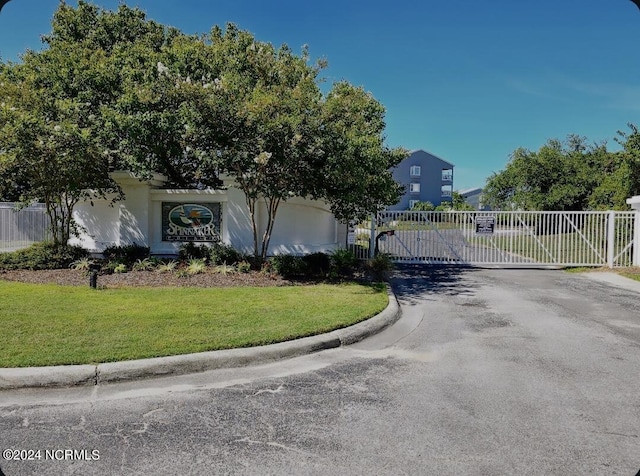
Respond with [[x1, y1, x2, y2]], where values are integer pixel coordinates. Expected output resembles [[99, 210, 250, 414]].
[[0, 285, 400, 390]]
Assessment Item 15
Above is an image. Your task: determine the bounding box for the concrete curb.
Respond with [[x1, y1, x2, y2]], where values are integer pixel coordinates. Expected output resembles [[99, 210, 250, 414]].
[[0, 286, 400, 390]]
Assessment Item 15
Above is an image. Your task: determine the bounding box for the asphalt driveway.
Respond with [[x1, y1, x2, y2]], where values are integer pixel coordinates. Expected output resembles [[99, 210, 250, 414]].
[[1, 266, 639, 475]]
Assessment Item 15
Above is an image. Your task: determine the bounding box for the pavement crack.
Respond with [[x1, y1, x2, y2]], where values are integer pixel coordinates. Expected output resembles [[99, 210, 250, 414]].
[[251, 384, 285, 397], [233, 436, 314, 456], [600, 431, 638, 438], [142, 408, 165, 419]]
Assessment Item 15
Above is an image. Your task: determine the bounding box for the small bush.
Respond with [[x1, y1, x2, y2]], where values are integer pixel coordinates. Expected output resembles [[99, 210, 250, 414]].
[[178, 242, 210, 261], [186, 258, 207, 275], [0, 242, 89, 270], [103, 243, 150, 266], [156, 260, 178, 273], [330, 248, 358, 277], [365, 253, 394, 280], [70, 257, 94, 271], [132, 258, 155, 272], [237, 261, 251, 273], [209, 242, 242, 265], [302, 252, 331, 277], [113, 263, 128, 274], [213, 263, 236, 275], [269, 254, 308, 278]]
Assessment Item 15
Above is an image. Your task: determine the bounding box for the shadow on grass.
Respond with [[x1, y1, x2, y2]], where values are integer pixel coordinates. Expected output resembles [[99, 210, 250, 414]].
[[389, 264, 480, 305]]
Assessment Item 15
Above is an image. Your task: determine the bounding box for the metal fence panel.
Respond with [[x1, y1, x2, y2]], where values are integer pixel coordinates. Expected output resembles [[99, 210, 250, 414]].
[[357, 210, 637, 268], [0, 203, 50, 252]]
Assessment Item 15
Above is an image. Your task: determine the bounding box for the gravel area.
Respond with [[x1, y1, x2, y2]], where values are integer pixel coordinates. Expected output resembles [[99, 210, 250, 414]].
[[0, 268, 293, 288]]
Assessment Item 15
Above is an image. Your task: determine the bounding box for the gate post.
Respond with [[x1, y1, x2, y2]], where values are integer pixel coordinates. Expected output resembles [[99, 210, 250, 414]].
[[634, 212, 640, 267], [626, 196, 640, 266], [369, 213, 376, 259], [607, 211, 615, 268]]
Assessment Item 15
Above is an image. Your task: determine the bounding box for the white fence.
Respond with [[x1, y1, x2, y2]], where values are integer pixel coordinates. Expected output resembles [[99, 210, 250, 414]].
[[350, 210, 639, 268], [0, 203, 50, 252]]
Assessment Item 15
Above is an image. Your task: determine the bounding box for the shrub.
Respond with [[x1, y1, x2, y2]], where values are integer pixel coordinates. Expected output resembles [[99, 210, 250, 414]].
[[156, 260, 178, 273], [186, 258, 207, 275], [302, 252, 331, 277], [132, 258, 155, 272], [269, 254, 308, 278], [365, 253, 394, 280], [0, 242, 89, 270], [213, 263, 236, 275], [178, 242, 210, 261], [237, 261, 251, 273], [113, 263, 128, 274], [70, 257, 94, 271], [330, 248, 358, 277], [102, 243, 150, 266], [209, 242, 243, 265]]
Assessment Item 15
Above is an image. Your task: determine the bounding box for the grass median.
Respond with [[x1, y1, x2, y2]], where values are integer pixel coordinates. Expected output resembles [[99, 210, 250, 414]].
[[0, 281, 388, 368]]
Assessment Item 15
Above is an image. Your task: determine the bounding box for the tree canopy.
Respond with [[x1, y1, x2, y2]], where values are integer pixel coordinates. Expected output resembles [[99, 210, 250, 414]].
[[483, 128, 640, 211], [0, 1, 405, 256]]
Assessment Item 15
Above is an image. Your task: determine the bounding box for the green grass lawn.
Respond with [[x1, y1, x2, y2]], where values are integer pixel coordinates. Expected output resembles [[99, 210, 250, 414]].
[[0, 282, 387, 368]]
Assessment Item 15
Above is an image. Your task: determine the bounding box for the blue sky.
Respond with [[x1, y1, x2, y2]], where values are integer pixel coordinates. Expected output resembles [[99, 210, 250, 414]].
[[1, 0, 639, 190]]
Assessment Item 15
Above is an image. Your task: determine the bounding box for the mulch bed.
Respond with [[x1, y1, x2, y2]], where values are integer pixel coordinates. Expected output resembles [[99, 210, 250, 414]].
[[0, 268, 293, 288]]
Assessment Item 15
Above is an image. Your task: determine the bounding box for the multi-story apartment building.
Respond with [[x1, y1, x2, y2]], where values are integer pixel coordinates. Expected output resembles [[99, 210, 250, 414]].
[[388, 149, 454, 210]]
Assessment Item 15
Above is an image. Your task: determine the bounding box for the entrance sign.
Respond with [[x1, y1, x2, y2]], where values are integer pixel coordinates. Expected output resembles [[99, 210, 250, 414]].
[[475, 216, 495, 235], [162, 202, 221, 242]]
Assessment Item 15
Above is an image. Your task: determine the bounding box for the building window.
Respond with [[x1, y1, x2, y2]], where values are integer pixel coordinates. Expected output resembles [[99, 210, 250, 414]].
[[442, 169, 453, 182], [409, 183, 421, 194], [441, 186, 452, 198], [409, 200, 420, 210], [410, 165, 421, 177]]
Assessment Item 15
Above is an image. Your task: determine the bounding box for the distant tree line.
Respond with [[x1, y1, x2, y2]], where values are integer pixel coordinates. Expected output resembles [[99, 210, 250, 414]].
[[483, 125, 640, 211], [410, 191, 474, 212]]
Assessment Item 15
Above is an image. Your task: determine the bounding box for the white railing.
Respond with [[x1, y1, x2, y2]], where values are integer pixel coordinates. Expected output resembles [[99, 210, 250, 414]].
[[0, 203, 51, 252], [361, 210, 638, 268]]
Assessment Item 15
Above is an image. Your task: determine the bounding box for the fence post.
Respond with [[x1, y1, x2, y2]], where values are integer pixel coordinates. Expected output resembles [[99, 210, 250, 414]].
[[369, 213, 376, 259], [633, 211, 640, 267], [607, 211, 615, 268], [626, 196, 640, 267]]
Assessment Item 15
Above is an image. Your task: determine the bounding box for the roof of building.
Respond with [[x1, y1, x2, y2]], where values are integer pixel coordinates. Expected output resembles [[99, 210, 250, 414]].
[[408, 149, 455, 168], [458, 187, 483, 196]]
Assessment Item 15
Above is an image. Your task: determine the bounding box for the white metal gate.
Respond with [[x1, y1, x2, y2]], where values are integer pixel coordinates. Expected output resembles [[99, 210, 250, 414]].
[[358, 211, 639, 268]]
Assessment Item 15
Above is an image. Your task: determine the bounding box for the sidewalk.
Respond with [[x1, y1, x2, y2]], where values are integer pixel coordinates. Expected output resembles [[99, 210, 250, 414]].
[[581, 271, 640, 294]]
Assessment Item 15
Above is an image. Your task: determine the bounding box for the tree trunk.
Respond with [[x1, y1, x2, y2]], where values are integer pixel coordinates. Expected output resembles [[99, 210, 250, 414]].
[[260, 197, 280, 260], [246, 195, 259, 258]]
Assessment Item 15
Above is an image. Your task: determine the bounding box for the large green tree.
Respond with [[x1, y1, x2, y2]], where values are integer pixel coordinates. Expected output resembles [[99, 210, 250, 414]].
[[1, 1, 404, 255], [483, 131, 640, 211], [0, 41, 121, 244]]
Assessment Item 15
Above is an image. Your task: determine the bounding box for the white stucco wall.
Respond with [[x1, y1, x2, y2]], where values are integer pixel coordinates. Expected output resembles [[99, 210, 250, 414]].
[[266, 198, 339, 255], [71, 171, 346, 256]]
